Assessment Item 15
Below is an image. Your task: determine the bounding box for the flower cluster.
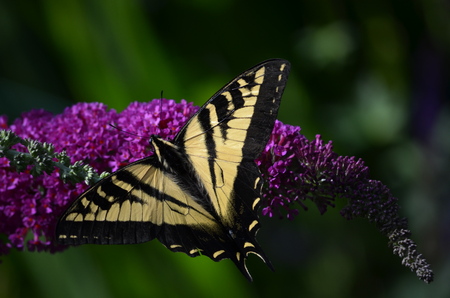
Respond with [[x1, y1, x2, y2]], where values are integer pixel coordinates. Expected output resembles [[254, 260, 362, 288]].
[[256, 120, 434, 283], [0, 100, 198, 255], [0, 100, 433, 283], [258, 120, 382, 219]]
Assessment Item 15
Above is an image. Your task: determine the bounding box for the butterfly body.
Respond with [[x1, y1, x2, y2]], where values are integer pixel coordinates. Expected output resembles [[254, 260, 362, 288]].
[[57, 59, 290, 281]]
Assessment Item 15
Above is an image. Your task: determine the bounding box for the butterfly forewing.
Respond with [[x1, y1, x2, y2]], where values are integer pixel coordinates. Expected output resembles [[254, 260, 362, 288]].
[[56, 59, 290, 281], [57, 157, 220, 244], [174, 60, 289, 268]]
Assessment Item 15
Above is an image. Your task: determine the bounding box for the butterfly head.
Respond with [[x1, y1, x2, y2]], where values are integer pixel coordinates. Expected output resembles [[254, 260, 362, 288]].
[[150, 135, 180, 168]]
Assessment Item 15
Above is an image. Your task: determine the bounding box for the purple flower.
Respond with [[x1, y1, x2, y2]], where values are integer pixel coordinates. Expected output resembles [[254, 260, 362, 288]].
[[257, 122, 371, 218], [0, 100, 433, 283], [256, 120, 433, 283], [0, 100, 198, 255]]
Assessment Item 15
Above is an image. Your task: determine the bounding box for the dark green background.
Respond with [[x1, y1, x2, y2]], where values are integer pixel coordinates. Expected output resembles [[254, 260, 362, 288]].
[[1, 1, 448, 297]]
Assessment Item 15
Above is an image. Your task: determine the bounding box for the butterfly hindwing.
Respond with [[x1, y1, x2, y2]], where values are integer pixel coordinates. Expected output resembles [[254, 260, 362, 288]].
[[56, 59, 290, 281]]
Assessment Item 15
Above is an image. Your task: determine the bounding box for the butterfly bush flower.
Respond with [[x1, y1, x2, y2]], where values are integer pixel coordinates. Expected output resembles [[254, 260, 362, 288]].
[[0, 100, 198, 256], [0, 100, 433, 283], [256, 120, 433, 283]]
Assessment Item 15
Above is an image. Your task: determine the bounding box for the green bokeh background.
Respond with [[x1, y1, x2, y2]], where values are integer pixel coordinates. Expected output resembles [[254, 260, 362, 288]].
[[1, 1, 449, 297]]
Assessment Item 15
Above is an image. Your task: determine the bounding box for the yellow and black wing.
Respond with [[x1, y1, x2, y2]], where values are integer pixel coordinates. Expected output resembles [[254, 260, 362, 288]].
[[56, 59, 290, 281]]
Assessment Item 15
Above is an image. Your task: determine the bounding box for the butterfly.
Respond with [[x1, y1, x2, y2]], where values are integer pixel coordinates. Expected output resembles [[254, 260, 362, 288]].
[[56, 59, 290, 281]]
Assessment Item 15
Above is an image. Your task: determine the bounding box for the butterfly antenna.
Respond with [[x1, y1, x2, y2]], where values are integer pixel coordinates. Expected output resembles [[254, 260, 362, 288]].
[[109, 124, 147, 139]]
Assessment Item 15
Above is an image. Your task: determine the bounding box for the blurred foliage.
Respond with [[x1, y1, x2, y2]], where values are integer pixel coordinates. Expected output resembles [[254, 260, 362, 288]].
[[1, 0, 449, 297]]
